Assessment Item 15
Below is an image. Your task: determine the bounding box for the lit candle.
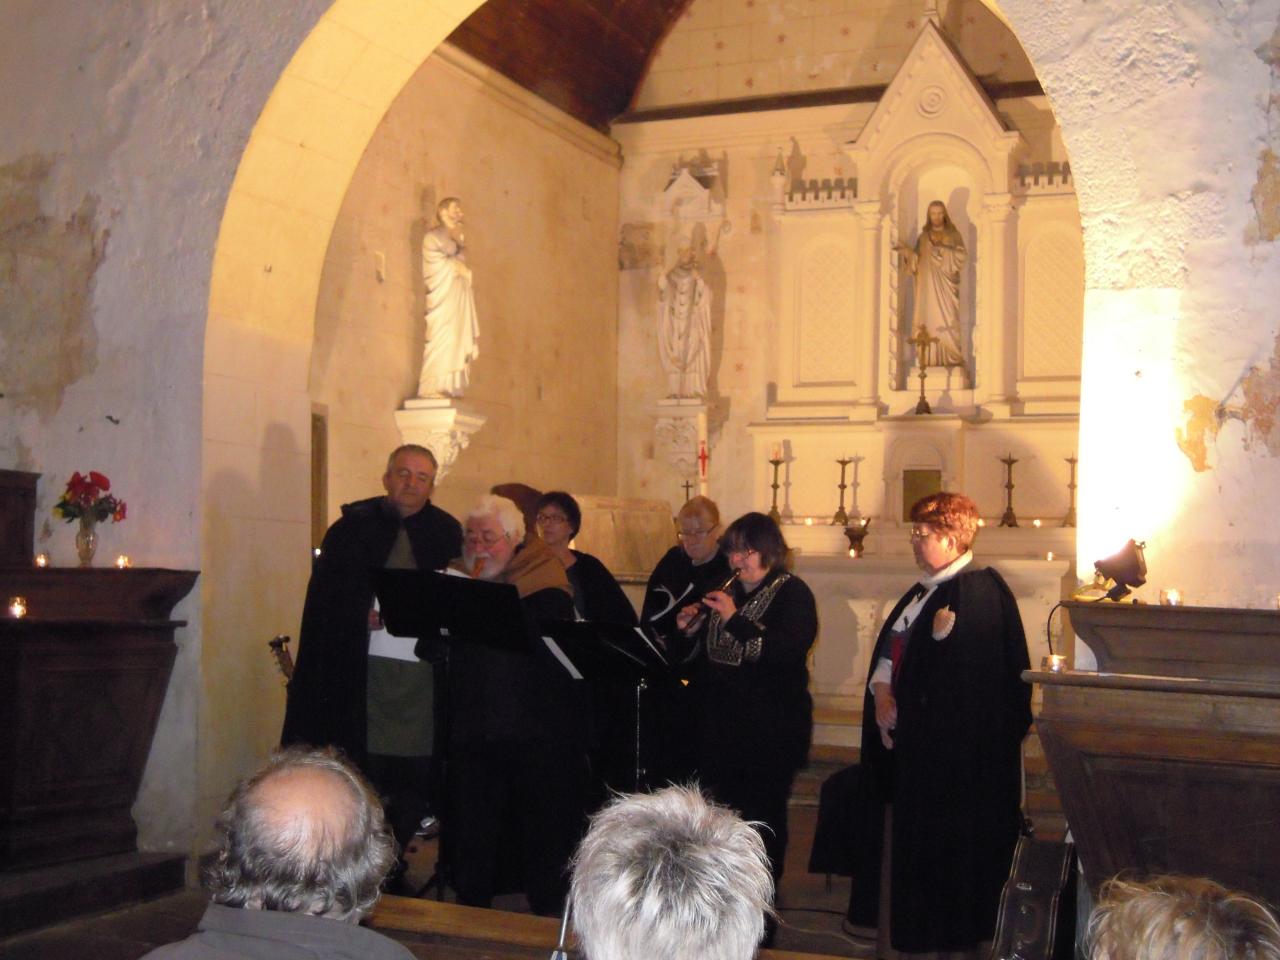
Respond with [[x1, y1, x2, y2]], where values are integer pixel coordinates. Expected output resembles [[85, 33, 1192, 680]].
[[313, 547, 322, 558], [1045, 654, 1066, 673], [771, 443, 782, 461], [34, 552, 49, 568], [804, 516, 814, 526], [848, 548, 858, 558], [114, 554, 132, 569], [1160, 588, 1182, 606], [977, 518, 986, 527], [1046, 551, 1054, 561], [8, 596, 27, 619], [1033, 518, 1042, 528]]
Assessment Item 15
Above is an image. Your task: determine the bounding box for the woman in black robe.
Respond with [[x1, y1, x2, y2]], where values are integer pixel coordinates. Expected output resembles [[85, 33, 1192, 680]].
[[853, 491, 1032, 956], [677, 511, 816, 890], [534, 490, 636, 625]]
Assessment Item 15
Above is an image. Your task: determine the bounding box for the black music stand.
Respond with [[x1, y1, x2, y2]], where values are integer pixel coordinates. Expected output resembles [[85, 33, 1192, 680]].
[[538, 620, 670, 791], [374, 570, 532, 900]]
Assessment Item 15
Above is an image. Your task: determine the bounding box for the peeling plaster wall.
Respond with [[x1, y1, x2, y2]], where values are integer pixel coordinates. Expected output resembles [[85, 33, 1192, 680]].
[[0, 0, 329, 853], [1002, 0, 1280, 605]]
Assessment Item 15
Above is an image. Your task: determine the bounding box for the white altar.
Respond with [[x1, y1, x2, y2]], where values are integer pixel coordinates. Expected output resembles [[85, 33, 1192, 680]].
[[614, 19, 1083, 746]]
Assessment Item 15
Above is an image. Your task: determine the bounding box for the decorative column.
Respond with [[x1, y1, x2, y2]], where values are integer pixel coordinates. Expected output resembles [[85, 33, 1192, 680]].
[[394, 398, 486, 480], [852, 199, 883, 420], [979, 192, 1015, 414]]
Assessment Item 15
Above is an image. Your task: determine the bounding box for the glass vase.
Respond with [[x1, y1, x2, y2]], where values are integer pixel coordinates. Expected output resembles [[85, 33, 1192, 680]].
[[75, 515, 99, 567]]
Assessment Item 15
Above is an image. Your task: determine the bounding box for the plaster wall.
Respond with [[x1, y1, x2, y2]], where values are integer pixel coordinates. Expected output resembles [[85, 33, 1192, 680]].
[[636, 0, 1035, 109], [999, 0, 1280, 605], [0, 0, 330, 853], [312, 48, 621, 522]]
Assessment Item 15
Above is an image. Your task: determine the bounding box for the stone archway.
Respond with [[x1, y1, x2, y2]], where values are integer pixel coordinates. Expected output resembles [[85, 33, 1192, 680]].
[[195, 0, 1280, 846], [199, 0, 486, 838]]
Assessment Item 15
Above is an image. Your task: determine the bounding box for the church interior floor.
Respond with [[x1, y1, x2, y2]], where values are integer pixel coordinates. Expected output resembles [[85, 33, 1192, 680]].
[[0, 805, 871, 959]]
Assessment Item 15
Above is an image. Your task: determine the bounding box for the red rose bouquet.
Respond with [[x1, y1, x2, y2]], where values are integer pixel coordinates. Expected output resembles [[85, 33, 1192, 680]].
[[53, 471, 128, 524]]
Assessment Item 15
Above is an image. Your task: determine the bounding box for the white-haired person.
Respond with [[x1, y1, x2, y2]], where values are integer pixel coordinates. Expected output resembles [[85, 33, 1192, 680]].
[[1088, 875, 1280, 960], [441, 494, 588, 917], [571, 785, 775, 960], [141, 747, 411, 960]]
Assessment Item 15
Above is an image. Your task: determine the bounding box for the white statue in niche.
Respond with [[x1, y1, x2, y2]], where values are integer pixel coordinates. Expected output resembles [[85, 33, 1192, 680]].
[[896, 200, 967, 367], [417, 197, 479, 398], [657, 228, 719, 398]]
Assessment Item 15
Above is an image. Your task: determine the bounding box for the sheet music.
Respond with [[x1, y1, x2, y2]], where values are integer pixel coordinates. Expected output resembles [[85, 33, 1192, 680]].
[[633, 626, 669, 665], [541, 636, 585, 680], [367, 598, 421, 662]]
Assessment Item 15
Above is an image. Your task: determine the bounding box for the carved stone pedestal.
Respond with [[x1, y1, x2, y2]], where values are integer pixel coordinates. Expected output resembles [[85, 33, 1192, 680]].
[[395, 398, 486, 479], [653, 398, 707, 497]]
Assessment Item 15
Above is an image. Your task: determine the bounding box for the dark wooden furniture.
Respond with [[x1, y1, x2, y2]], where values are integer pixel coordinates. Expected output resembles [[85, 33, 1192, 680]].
[[0, 471, 37, 568], [0, 567, 197, 870], [1028, 601, 1280, 905]]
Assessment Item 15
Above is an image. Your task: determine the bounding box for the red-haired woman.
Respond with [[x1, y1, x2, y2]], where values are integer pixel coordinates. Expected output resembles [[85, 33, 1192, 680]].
[[852, 492, 1032, 957]]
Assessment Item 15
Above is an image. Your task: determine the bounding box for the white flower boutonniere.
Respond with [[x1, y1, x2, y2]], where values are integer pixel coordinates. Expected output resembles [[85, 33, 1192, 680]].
[[932, 605, 956, 641]]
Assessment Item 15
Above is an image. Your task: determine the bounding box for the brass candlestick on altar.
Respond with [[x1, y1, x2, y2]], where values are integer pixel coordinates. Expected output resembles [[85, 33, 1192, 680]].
[[767, 457, 784, 525], [909, 326, 937, 415], [833, 457, 854, 526], [1062, 455, 1078, 527], [999, 453, 1019, 528]]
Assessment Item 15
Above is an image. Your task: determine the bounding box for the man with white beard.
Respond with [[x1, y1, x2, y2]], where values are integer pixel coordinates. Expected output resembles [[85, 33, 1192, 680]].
[[442, 495, 586, 917]]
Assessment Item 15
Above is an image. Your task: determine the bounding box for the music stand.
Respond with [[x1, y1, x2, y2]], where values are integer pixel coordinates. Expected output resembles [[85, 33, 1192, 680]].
[[538, 620, 671, 791], [374, 569, 532, 901]]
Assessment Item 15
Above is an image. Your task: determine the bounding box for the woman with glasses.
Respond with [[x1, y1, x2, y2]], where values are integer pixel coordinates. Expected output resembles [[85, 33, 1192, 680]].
[[676, 511, 817, 926], [635, 495, 731, 789], [534, 491, 636, 625], [851, 492, 1031, 958], [641, 495, 731, 641]]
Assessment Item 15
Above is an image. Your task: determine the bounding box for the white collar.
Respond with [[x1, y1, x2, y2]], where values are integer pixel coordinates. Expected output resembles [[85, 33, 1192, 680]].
[[920, 550, 973, 588]]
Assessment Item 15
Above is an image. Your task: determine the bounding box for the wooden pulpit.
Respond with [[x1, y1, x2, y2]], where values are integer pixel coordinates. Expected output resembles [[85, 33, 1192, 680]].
[[1028, 601, 1280, 905]]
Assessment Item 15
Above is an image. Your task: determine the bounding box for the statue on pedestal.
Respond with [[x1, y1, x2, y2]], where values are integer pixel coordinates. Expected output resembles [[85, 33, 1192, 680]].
[[418, 197, 479, 398], [657, 241, 713, 399], [896, 200, 967, 367]]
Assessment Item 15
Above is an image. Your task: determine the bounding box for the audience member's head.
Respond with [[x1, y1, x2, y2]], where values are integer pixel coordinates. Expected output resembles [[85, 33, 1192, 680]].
[[463, 494, 525, 580], [382, 444, 438, 519], [1088, 875, 1280, 960], [203, 746, 396, 923], [676, 496, 721, 564], [570, 785, 774, 960]]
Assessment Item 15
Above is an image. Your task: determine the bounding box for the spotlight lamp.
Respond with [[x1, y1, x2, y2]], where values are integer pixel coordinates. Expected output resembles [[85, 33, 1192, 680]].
[[1092, 539, 1147, 601]]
